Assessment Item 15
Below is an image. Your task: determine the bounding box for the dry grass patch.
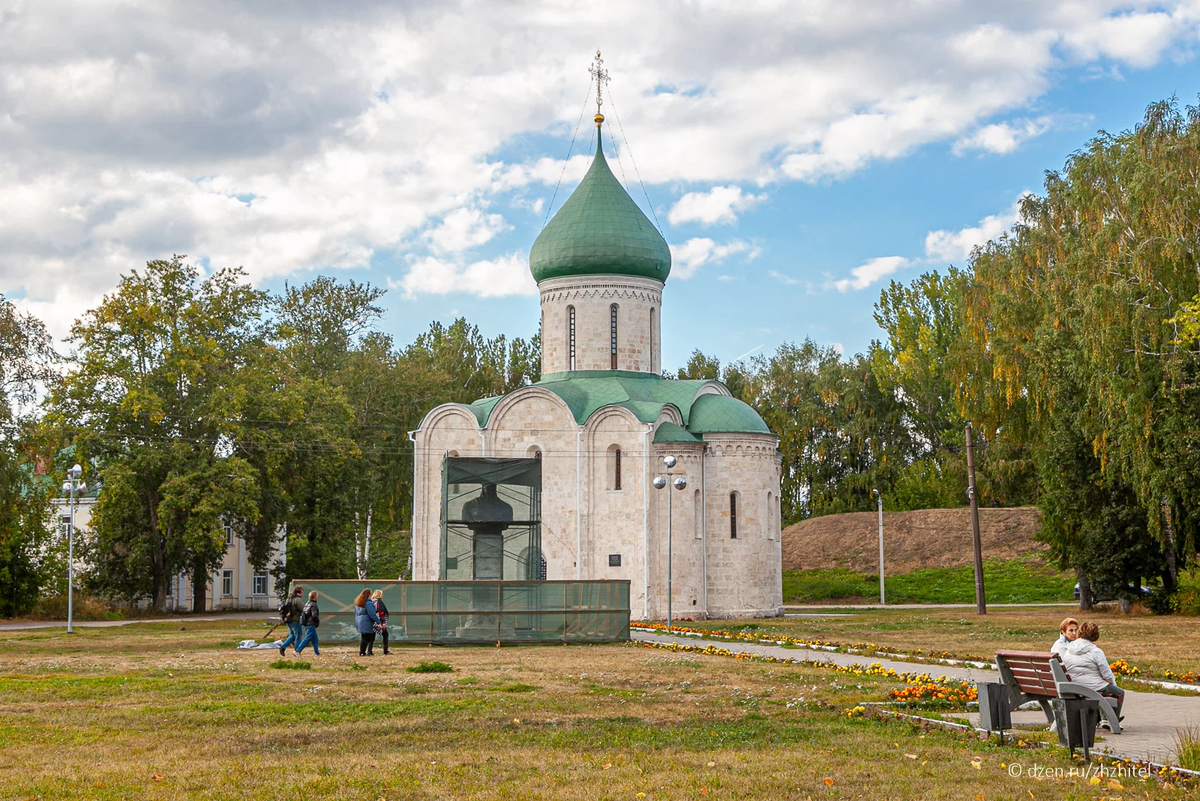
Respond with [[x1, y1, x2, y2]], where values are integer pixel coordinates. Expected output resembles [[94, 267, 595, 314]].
[[0, 619, 1194, 800]]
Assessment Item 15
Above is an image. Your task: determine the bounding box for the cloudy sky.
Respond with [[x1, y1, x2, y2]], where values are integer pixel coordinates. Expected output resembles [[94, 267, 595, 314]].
[[3, 1, 1200, 369]]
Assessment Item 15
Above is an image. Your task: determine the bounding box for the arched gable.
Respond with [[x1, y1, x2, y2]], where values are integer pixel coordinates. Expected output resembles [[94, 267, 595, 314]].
[[694, 381, 731, 399], [486, 386, 578, 433], [417, 403, 481, 438], [583, 404, 644, 439], [655, 404, 684, 427]]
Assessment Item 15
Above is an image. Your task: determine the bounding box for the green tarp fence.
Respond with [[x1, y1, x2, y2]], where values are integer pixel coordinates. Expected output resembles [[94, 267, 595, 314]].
[[287, 579, 630, 644]]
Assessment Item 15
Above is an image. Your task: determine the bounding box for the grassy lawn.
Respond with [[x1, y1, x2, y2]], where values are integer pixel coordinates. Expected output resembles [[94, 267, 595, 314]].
[[783, 557, 1075, 605], [1, 619, 1190, 799], [689, 606, 1200, 679]]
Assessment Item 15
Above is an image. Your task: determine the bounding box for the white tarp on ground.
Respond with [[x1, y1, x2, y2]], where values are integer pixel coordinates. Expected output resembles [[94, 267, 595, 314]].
[[236, 639, 286, 650]]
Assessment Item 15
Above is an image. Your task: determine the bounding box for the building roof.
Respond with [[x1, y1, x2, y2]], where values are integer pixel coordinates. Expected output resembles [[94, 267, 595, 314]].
[[652, 421, 702, 444], [686, 393, 772, 435], [465, 372, 771, 437], [528, 127, 671, 284]]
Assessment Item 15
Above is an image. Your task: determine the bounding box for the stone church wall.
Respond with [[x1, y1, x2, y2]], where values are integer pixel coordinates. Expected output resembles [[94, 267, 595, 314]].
[[702, 434, 784, 618], [539, 275, 662, 374], [583, 407, 653, 616], [412, 394, 783, 621], [645, 443, 706, 621]]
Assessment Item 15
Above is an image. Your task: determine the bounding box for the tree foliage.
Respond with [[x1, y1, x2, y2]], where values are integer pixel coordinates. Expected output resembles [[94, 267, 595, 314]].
[[57, 257, 267, 611], [965, 98, 1200, 595], [0, 294, 58, 617]]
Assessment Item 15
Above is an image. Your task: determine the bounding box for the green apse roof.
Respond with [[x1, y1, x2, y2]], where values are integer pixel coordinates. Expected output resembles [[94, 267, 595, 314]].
[[464, 372, 771, 437], [528, 127, 671, 284], [686, 394, 771, 435]]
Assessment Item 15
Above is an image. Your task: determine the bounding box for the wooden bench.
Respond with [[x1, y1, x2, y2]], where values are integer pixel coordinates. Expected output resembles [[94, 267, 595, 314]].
[[994, 650, 1122, 734]]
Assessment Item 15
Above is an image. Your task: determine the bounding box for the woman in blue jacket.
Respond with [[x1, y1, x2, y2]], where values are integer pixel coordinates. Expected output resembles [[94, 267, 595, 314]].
[[353, 588, 378, 656]]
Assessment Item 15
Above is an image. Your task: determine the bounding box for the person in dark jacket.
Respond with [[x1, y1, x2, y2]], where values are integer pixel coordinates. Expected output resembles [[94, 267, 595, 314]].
[[295, 591, 321, 656], [371, 589, 390, 655], [353, 588, 378, 655], [279, 585, 305, 656]]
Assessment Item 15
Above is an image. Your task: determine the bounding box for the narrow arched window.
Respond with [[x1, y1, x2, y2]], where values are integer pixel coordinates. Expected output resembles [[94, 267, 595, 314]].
[[608, 444, 622, 490], [610, 304, 618, 369], [694, 489, 702, 540], [730, 492, 738, 539], [567, 305, 576, 371], [649, 307, 655, 372], [767, 491, 775, 541]]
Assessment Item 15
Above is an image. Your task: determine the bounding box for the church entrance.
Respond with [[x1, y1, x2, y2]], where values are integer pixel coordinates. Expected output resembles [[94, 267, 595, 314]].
[[439, 456, 542, 582]]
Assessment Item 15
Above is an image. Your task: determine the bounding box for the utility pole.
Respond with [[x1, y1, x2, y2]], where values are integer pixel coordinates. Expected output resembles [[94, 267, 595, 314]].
[[872, 489, 884, 605], [965, 423, 986, 615]]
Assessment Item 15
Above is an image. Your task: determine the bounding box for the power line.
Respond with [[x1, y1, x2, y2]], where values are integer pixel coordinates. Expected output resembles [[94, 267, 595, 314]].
[[605, 85, 663, 234], [543, 76, 595, 229]]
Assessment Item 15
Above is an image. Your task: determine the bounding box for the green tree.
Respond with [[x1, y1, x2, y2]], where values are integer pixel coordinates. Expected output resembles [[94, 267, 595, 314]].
[[57, 257, 267, 611], [0, 296, 58, 617], [963, 99, 1200, 597], [677, 350, 721, 380], [740, 340, 907, 523], [871, 268, 966, 453]]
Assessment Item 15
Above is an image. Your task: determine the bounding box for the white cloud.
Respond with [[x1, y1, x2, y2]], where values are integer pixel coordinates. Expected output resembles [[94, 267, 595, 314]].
[[924, 192, 1032, 263], [667, 185, 766, 226], [953, 114, 1090, 155], [1060, 9, 1182, 69], [830, 256, 912, 292], [768, 270, 799, 285], [392, 253, 535, 299], [953, 117, 1054, 155], [669, 238, 759, 279], [2, 1, 1199, 321], [424, 207, 511, 253]]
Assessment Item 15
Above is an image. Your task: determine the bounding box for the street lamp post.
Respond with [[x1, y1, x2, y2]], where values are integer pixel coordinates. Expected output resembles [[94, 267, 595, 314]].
[[61, 464, 86, 635], [872, 489, 884, 605], [653, 456, 688, 633]]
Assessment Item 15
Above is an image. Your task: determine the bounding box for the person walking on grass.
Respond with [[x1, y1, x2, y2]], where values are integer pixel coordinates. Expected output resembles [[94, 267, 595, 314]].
[[1051, 617, 1079, 659], [354, 588, 378, 656], [295, 591, 321, 656], [278, 584, 305, 656], [1062, 621, 1126, 727], [371, 589, 391, 655]]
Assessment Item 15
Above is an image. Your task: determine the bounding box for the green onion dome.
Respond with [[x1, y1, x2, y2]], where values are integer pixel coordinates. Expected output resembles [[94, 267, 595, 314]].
[[529, 126, 671, 284]]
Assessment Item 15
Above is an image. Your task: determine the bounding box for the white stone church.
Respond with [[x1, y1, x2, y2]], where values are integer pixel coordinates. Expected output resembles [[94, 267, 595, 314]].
[[410, 114, 783, 620]]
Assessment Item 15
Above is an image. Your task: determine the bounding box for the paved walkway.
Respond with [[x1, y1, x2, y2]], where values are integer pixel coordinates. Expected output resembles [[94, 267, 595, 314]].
[[0, 612, 269, 631], [632, 630, 1200, 763], [784, 603, 1078, 610]]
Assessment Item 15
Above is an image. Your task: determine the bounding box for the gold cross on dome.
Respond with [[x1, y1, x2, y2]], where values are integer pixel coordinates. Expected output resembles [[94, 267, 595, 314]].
[[588, 50, 609, 120]]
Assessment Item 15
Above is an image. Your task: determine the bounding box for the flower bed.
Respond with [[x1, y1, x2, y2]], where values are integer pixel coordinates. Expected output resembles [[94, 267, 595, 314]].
[[1110, 659, 1141, 677], [889, 679, 978, 708]]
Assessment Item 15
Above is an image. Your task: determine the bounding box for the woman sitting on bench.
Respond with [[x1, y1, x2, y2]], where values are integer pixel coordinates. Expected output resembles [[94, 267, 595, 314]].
[[1062, 621, 1125, 725]]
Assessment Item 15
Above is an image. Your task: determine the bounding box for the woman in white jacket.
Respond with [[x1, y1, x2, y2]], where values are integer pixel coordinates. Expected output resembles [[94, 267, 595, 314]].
[[1050, 617, 1078, 658], [1062, 621, 1125, 720]]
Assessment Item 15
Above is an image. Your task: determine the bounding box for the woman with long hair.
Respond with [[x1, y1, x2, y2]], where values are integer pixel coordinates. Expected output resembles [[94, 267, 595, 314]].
[[371, 589, 390, 655], [353, 588, 378, 656]]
